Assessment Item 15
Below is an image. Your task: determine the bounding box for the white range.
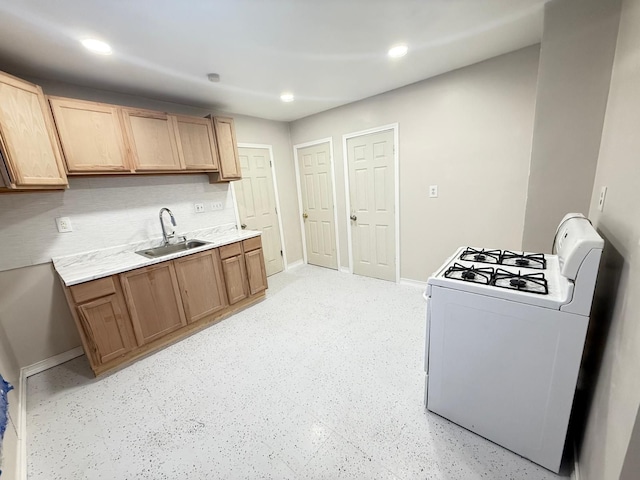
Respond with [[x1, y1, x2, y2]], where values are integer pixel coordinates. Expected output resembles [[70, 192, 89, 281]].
[[424, 213, 604, 473]]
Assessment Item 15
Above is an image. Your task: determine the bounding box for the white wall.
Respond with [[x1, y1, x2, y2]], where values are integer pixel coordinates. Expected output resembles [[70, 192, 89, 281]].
[[290, 46, 540, 281], [522, 0, 621, 252], [577, 0, 640, 478], [0, 175, 234, 272]]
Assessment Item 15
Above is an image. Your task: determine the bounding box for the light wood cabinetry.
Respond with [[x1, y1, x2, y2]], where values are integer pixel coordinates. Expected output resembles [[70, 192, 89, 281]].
[[48, 97, 130, 173], [244, 242, 268, 295], [61, 237, 267, 376], [173, 115, 219, 170], [209, 116, 242, 181], [174, 249, 227, 322], [0, 71, 67, 189], [78, 295, 135, 364], [219, 242, 249, 304], [120, 262, 187, 344], [121, 108, 184, 171], [65, 276, 136, 367]]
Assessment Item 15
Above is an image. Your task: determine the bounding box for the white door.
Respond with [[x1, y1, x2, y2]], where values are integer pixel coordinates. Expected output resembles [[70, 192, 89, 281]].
[[297, 142, 338, 270], [235, 147, 284, 276], [346, 129, 396, 282]]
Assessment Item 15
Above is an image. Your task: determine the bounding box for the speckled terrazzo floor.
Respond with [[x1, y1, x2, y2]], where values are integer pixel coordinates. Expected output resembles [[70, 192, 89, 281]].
[[27, 265, 565, 479]]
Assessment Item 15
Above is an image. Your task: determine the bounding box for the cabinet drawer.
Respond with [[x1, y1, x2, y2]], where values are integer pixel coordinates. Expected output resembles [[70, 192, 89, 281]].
[[242, 236, 262, 252], [219, 242, 242, 260], [70, 277, 116, 304]]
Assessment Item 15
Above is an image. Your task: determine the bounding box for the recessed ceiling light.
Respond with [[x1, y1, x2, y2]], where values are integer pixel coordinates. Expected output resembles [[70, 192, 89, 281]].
[[81, 38, 112, 55], [388, 44, 408, 58], [280, 93, 294, 103]]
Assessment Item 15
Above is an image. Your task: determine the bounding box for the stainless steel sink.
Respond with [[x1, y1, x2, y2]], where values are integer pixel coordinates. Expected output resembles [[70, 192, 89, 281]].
[[135, 240, 211, 259]]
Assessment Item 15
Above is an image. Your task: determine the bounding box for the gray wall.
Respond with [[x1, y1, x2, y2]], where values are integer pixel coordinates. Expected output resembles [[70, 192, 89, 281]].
[[522, 0, 621, 252], [290, 46, 540, 281], [577, 0, 640, 478]]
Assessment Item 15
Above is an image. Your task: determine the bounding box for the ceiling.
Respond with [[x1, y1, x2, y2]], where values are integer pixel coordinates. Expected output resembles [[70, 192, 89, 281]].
[[0, 1, 549, 122]]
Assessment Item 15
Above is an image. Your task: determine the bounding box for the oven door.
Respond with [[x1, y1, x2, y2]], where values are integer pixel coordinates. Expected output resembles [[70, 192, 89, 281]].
[[426, 285, 588, 473]]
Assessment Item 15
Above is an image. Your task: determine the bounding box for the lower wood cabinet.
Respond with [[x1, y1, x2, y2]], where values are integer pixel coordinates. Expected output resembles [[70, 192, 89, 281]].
[[244, 248, 268, 295], [174, 249, 228, 322], [77, 294, 135, 364], [221, 254, 249, 305], [61, 237, 268, 376], [120, 262, 187, 344]]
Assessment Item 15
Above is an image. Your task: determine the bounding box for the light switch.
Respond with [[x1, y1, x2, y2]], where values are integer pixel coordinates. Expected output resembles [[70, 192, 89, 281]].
[[55, 217, 73, 233], [598, 186, 607, 212], [212, 202, 223, 211], [429, 185, 438, 198]]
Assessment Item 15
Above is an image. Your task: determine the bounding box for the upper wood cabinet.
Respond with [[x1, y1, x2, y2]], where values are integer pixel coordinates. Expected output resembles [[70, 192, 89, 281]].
[[49, 97, 130, 173], [210, 116, 241, 180], [174, 249, 228, 323], [0, 71, 67, 188], [121, 108, 184, 171], [172, 115, 219, 171], [120, 262, 187, 344]]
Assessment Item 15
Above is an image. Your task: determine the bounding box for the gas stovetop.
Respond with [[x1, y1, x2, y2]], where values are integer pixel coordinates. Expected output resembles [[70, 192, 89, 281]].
[[459, 248, 547, 270], [444, 263, 549, 295]]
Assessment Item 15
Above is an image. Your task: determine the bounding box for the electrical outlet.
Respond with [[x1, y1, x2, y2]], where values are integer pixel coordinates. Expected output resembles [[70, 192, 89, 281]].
[[55, 217, 73, 233], [212, 202, 223, 211], [429, 185, 438, 198], [194, 203, 205, 213], [598, 187, 607, 212]]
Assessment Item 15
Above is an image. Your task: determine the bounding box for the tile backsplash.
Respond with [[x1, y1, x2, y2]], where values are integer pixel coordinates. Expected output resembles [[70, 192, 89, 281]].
[[0, 174, 237, 272]]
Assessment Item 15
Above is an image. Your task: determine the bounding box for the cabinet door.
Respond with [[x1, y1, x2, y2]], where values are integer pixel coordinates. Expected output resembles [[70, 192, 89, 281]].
[[121, 108, 183, 171], [174, 249, 228, 323], [212, 116, 241, 180], [49, 97, 130, 173], [120, 263, 187, 344], [221, 254, 249, 305], [77, 294, 134, 364], [244, 248, 268, 295], [173, 115, 219, 170], [0, 71, 67, 187]]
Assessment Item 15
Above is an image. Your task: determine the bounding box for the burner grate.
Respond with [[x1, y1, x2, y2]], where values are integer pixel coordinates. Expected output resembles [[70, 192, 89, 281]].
[[490, 269, 549, 295], [459, 248, 502, 265], [444, 263, 494, 284], [500, 251, 547, 270]]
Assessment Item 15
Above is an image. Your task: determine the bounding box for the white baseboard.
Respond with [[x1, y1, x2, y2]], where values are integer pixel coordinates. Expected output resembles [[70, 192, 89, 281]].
[[286, 259, 304, 270], [339, 267, 350, 274], [16, 346, 85, 480], [400, 278, 428, 289]]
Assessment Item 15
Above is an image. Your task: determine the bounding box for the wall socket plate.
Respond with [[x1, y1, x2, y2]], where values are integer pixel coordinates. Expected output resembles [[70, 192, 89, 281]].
[[598, 186, 607, 212], [194, 203, 205, 213], [55, 217, 73, 233], [212, 202, 223, 211], [429, 185, 438, 198]]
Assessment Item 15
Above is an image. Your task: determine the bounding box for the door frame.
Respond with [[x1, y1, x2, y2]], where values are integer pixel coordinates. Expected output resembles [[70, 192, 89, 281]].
[[232, 143, 288, 271], [342, 124, 400, 283], [293, 137, 341, 270]]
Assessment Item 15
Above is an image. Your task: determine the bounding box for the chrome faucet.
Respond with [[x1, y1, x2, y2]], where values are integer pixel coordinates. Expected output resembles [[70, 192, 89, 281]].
[[159, 208, 177, 246]]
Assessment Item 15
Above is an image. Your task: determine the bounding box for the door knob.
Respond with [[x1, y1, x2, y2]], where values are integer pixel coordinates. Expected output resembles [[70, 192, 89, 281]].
[[302, 213, 308, 219], [241, 223, 247, 229], [350, 214, 357, 221]]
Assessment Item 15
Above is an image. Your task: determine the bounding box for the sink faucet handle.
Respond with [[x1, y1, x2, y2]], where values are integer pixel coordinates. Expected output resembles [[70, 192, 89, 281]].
[[178, 235, 187, 243]]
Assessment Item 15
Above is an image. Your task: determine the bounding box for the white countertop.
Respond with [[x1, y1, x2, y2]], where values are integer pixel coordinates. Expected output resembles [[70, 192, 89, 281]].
[[53, 224, 261, 286]]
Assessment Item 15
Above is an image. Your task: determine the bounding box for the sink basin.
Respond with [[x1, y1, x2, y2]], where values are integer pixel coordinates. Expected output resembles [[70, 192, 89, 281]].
[[135, 240, 211, 259]]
